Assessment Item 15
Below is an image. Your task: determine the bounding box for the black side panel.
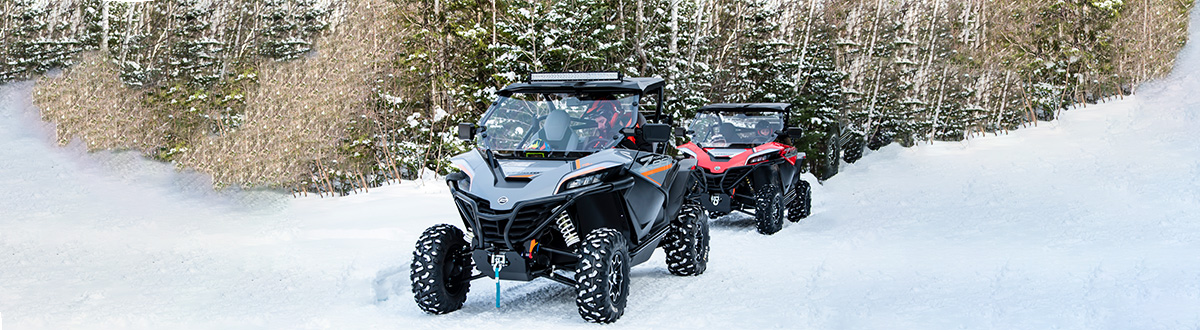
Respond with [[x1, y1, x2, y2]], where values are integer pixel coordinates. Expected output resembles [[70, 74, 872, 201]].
[[572, 193, 632, 243], [751, 163, 782, 188], [623, 180, 665, 243], [662, 159, 698, 223], [778, 160, 800, 195]]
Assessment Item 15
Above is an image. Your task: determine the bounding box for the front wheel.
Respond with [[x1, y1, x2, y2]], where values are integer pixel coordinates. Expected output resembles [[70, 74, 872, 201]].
[[663, 198, 710, 276], [411, 224, 474, 314], [575, 228, 631, 323], [755, 184, 785, 235], [787, 180, 811, 222]]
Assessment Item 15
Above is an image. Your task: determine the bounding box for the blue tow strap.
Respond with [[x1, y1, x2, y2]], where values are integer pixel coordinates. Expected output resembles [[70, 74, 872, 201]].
[[493, 265, 502, 308]]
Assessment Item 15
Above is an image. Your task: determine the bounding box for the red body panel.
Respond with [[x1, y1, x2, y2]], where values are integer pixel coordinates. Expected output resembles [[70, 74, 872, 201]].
[[678, 141, 800, 174]]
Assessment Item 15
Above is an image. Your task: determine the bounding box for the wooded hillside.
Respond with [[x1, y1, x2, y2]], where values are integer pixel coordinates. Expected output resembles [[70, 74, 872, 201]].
[[1, 0, 1192, 194]]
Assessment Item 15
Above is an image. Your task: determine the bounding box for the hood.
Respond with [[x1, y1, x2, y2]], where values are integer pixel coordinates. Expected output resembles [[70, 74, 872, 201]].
[[449, 149, 636, 211], [678, 142, 788, 174]]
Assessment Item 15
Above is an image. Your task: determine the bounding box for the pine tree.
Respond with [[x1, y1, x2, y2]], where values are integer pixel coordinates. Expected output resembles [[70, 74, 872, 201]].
[[859, 7, 905, 148], [2, 0, 83, 82], [166, 0, 223, 86], [259, 0, 330, 61], [709, 0, 796, 103], [634, 0, 711, 120], [791, 23, 846, 178], [490, 0, 550, 84]]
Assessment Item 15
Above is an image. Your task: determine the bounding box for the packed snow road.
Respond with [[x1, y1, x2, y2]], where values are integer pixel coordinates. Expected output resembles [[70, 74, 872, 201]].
[[5, 23, 1200, 330]]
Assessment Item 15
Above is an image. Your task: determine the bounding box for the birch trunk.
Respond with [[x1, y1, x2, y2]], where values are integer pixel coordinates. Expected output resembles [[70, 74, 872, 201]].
[[635, 0, 649, 74], [101, 1, 110, 53]]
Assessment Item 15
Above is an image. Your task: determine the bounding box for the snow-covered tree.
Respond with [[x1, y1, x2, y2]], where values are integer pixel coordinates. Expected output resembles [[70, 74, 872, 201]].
[[1, 0, 84, 82], [259, 0, 331, 61]]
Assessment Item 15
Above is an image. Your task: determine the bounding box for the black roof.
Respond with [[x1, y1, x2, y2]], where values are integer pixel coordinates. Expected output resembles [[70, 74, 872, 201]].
[[698, 103, 792, 112], [498, 77, 666, 95]]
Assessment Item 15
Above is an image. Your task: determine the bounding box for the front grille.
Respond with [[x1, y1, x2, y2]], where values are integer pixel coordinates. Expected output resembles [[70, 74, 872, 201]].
[[459, 195, 561, 246], [703, 167, 752, 193]]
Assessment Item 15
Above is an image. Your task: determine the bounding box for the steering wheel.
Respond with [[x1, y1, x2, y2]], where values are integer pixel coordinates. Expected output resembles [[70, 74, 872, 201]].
[[584, 136, 615, 149]]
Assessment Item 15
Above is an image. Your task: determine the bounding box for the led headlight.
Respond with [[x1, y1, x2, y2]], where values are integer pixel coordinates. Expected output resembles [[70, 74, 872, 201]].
[[565, 172, 604, 189], [747, 154, 772, 164], [556, 163, 622, 193], [747, 149, 780, 164]]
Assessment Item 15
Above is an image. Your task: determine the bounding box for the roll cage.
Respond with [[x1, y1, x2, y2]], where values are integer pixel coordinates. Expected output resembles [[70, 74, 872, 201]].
[[690, 103, 796, 149], [695, 103, 794, 127], [479, 72, 671, 156]]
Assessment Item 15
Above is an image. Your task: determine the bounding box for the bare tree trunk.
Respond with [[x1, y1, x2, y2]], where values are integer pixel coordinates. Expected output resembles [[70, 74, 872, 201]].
[[1022, 76, 1037, 127], [101, 1, 110, 53], [492, 0, 497, 52], [70, 1, 83, 37], [0, 1, 9, 42], [669, 0, 679, 56], [793, 0, 818, 94], [996, 70, 1011, 135], [928, 66, 948, 143], [863, 0, 886, 137], [231, 2, 248, 62], [635, 0, 649, 74]]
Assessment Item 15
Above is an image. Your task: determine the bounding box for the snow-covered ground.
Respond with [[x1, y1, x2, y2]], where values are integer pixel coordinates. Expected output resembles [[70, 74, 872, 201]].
[[5, 18, 1200, 330]]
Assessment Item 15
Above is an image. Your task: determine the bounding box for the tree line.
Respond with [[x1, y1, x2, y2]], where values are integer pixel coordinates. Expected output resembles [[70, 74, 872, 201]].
[[2, 0, 1192, 194]]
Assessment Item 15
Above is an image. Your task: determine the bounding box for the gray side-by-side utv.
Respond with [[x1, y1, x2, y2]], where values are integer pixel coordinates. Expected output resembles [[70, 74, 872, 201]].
[[410, 72, 709, 323]]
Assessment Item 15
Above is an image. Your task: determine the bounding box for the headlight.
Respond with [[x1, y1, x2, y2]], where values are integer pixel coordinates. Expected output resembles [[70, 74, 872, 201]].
[[747, 149, 780, 164], [565, 172, 604, 189], [556, 163, 622, 193], [748, 154, 772, 164]]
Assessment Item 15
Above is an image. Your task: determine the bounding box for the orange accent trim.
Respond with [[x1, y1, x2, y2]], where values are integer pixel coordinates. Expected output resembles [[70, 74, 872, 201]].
[[572, 159, 596, 169], [508, 174, 536, 178], [639, 164, 672, 185], [641, 163, 672, 176]]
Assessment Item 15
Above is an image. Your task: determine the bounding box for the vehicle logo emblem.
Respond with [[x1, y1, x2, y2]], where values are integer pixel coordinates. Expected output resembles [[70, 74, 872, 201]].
[[710, 195, 721, 205], [715, 166, 721, 171], [498, 196, 509, 205]]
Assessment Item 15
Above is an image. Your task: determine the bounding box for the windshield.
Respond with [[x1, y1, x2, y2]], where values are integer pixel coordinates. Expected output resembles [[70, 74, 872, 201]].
[[478, 93, 640, 152], [687, 111, 784, 148]]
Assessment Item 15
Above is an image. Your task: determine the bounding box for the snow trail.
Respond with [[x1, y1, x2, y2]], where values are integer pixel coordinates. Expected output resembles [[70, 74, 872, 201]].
[[2, 9, 1200, 329]]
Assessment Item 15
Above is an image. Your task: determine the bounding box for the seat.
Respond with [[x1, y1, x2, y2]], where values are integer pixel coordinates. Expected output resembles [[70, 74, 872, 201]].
[[540, 109, 579, 150]]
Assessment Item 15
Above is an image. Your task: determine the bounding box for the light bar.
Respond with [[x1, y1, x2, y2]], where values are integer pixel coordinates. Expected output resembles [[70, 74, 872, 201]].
[[529, 72, 622, 82]]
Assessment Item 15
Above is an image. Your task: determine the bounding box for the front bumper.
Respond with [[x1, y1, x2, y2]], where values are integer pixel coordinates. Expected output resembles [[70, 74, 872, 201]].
[[448, 177, 635, 281]]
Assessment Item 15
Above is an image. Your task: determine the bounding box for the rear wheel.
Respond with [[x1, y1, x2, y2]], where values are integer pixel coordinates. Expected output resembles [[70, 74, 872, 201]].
[[843, 132, 865, 163], [575, 228, 631, 323], [787, 180, 811, 222], [755, 184, 784, 235], [411, 224, 474, 314], [663, 198, 710, 276]]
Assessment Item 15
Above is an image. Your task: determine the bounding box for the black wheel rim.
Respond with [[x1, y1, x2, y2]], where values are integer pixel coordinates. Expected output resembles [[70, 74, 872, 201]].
[[608, 252, 626, 303], [441, 247, 467, 295], [772, 191, 783, 219]]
